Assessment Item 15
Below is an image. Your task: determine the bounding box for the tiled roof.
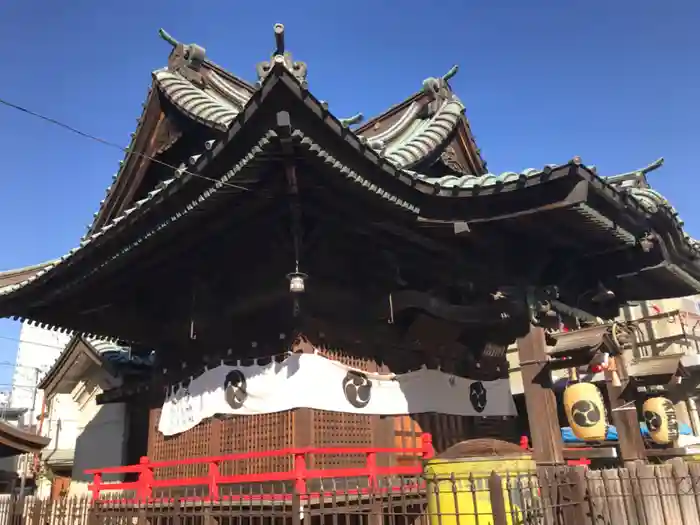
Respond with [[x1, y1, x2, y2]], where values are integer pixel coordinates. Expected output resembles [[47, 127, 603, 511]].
[[410, 167, 559, 189], [82, 33, 469, 246], [0, 130, 279, 318], [153, 68, 250, 130], [38, 333, 155, 392], [0, 115, 547, 316], [156, 42, 465, 171], [89, 338, 155, 367], [0, 261, 58, 291], [83, 35, 256, 238], [1, 66, 698, 339], [360, 69, 466, 169]]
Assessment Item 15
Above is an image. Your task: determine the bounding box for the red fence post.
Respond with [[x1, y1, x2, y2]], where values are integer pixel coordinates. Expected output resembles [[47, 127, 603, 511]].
[[294, 452, 307, 494], [90, 472, 103, 501], [208, 460, 220, 501], [366, 451, 377, 490], [421, 433, 434, 460], [136, 456, 153, 501]]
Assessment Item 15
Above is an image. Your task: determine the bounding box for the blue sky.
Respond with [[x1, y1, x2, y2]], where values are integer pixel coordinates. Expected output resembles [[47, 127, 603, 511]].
[[0, 1, 698, 387]]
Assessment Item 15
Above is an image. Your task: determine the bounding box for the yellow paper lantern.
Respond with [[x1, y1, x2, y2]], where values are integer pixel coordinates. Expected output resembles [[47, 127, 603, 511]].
[[643, 397, 678, 445], [563, 382, 608, 441]]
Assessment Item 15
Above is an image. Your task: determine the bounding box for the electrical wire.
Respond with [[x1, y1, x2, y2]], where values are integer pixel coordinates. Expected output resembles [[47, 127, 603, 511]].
[[0, 334, 67, 352], [0, 360, 46, 370], [0, 96, 253, 193]]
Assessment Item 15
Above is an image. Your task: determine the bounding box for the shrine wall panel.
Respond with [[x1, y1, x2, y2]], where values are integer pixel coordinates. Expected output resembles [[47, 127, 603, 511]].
[[145, 348, 517, 480], [219, 412, 294, 475], [308, 350, 377, 470]]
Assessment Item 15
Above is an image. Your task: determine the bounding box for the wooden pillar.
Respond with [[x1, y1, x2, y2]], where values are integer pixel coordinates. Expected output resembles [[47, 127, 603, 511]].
[[606, 355, 646, 463], [674, 399, 692, 428], [608, 330, 646, 464], [517, 325, 564, 465]]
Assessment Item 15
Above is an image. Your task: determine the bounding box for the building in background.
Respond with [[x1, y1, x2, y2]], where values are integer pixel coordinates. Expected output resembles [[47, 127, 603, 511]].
[[621, 294, 700, 435], [9, 323, 70, 429], [36, 336, 153, 499], [0, 323, 70, 493]]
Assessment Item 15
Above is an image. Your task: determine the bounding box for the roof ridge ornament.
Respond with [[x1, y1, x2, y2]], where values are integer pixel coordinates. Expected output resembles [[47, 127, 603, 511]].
[[339, 113, 365, 128], [442, 65, 459, 83], [422, 65, 459, 101], [606, 158, 664, 188], [421, 65, 461, 117], [158, 28, 179, 47], [159, 28, 206, 77], [256, 24, 308, 88]]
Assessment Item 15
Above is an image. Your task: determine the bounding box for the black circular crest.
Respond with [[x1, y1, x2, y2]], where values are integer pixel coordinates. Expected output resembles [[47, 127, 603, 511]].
[[571, 400, 601, 428], [224, 370, 248, 410], [469, 382, 487, 413], [342, 371, 372, 409], [644, 410, 662, 432]]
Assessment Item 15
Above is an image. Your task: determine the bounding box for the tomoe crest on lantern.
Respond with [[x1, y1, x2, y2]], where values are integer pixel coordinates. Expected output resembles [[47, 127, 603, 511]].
[[563, 380, 608, 442], [642, 396, 678, 445]]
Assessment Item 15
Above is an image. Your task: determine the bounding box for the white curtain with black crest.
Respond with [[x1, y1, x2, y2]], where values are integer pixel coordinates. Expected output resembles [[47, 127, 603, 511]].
[[158, 353, 516, 436]]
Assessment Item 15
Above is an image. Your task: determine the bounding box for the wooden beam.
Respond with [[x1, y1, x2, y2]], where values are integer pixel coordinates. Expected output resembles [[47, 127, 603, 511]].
[[517, 325, 564, 465]]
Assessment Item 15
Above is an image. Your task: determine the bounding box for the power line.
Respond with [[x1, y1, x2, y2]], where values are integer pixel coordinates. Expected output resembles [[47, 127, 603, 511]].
[[0, 334, 67, 352], [0, 96, 252, 193], [0, 360, 43, 370]]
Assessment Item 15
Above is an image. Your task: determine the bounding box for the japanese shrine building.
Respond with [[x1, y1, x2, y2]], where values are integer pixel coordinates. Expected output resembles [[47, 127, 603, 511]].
[[1, 25, 699, 480]]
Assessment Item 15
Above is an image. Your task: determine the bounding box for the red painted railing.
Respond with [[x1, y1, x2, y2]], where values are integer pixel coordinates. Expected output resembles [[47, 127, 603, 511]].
[[86, 432, 434, 501]]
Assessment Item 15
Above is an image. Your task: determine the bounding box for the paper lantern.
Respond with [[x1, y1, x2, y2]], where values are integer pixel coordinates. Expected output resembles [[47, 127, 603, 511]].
[[563, 382, 608, 441], [643, 397, 678, 445]]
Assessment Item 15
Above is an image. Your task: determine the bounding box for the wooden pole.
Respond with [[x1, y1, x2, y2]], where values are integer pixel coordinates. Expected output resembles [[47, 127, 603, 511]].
[[606, 355, 646, 463], [517, 325, 564, 465]]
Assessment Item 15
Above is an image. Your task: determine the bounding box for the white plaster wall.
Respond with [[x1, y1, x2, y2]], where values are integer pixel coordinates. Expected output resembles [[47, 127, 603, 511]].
[[69, 388, 126, 494], [43, 393, 81, 452], [41, 381, 127, 496]]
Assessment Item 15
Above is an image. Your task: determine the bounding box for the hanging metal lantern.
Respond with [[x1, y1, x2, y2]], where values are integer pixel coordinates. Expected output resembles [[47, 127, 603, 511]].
[[643, 397, 678, 445], [563, 381, 608, 442]]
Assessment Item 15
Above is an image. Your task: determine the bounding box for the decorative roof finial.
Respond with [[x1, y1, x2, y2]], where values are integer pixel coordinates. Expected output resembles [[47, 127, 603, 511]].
[[158, 28, 180, 47], [442, 65, 459, 82], [339, 113, 365, 127], [274, 23, 285, 55], [159, 28, 206, 74], [256, 23, 308, 88], [423, 65, 460, 103], [605, 158, 664, 189]]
